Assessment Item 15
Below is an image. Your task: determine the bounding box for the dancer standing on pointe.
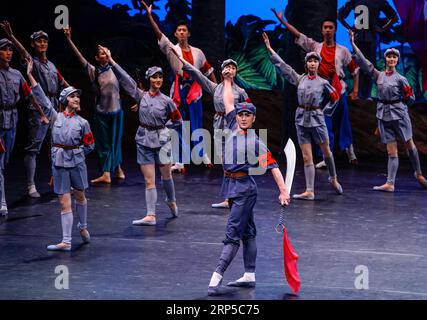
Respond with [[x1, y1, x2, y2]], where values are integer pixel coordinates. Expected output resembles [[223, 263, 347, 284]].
[[349, 30, 427, 191], [100, 45, 181, 226], [141, 1, 216, 173], [263, 32, 343, 200], [207, 62, 290, 296], [1, 21, 69, 197], [63, 27, 125, 184], [171, 49, 251, 209], [26, 58, 95, 251]]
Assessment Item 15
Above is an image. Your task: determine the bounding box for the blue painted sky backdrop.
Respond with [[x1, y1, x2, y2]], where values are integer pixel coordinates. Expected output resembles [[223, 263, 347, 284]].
[[98, 0, 400, 48]]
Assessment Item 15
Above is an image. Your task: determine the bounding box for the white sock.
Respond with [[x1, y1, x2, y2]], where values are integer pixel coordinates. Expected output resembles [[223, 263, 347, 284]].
[[236, 272, 255, 282], [209, 272, 223, 287]]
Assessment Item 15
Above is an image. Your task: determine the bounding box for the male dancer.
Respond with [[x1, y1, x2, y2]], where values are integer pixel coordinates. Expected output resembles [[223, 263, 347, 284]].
[[1, 21, 69, 197], [141, 1, 216, 172]]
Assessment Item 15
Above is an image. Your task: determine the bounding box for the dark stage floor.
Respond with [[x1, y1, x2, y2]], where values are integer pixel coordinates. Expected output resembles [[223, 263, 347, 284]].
[[1, 153, 427, 300]]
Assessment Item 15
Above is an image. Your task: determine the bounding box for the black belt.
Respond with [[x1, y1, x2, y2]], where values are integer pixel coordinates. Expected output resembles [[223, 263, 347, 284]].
[[140, 124, 165, 131], [379, 99, 402, 104], [299, 105, 321, 111], [53, 143, 80, 150]]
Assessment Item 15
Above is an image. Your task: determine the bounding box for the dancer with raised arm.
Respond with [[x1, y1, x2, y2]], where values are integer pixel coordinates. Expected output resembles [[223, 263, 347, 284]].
[[349, 30, 427, 191], [263, 32, 343, 200]]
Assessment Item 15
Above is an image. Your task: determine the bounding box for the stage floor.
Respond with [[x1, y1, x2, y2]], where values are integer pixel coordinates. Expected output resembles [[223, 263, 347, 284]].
[[1, 155, 427, 300]]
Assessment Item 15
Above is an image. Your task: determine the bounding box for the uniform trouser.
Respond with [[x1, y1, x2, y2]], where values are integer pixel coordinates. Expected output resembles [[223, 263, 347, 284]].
[[174, 85, 206, 163], [24, 109, 51, 186], [356, 39, 377, 99], [317, 94, 353, 156], [216, 194, 258, 275], [0, 127, 17, 206], [93, 110, 124, 173]]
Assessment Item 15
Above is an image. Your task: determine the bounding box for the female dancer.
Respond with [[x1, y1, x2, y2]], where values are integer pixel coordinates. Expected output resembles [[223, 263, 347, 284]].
[[349, 30, 427, 191], [263, 32, 343, 200], [100, 45, 182, 226], [64, 27, 125, 184], [26, 58, 95, 251]]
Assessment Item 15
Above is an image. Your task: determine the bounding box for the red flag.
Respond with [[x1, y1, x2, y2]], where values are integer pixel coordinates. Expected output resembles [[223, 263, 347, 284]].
[[283, 227, 300, 294]]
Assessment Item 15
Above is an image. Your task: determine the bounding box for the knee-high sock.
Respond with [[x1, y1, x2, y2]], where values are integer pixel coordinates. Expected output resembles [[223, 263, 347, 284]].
[[304, 164, 315, 192], [75, 201, 88, 230], [146, 188, 157, 215], [0, 169, 6, 207], [61, 212, 73, 244], [162, 179, 176, 203], [243, 238, 257, 273], [324, 155, 337, 178], [24, 153, 37, 186], [387, 156, 399, 184], [408, 148, 422, 176], [215, 243, 240, 275]]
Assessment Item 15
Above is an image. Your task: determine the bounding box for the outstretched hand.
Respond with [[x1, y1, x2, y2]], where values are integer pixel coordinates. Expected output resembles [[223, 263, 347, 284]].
[[0, 20, 13, 38], [262, 32, 272, 51], [98, 45, 112, 61], [130, 104, 139, 112], [63, 27, 72, 40], [25, 57, 33, 75], [348, 29, 355, 44], [140, 1, 152, 14]]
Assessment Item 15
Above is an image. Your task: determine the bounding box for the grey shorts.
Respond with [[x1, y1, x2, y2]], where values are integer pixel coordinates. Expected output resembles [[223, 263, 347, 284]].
[[296, 124, 329, 145], [53, 161, 88, 194], [379, 115, 413, 144], [136, 141, 172, 165]]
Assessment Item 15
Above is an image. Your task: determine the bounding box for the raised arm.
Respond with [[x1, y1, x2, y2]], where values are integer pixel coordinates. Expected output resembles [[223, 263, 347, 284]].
[[141, 1, 163, 41], [63, 27, 89, 68], [223, 75, 235, 115], [100, 45, 143, 103], [0, 20, 31, 60], [271, 9, 301, 38], [349, 30, 380, 80], [170, 47, 217, 95], [25, 58, 53, 123], [263, 32, 301, 86]]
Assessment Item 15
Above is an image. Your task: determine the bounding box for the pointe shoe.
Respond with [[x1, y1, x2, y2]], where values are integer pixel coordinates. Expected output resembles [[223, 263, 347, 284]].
[[415, 173, 427, 189], [373, 183, 395, 192], [329, 177, 343, 195], [211, 201, 230, 209], [292, 192, 315, 200], [28, 185, 41, 198], [132, 215, 156, 226], [91, 175, 111, 184], [315, 160, 327, 169], [349, 159, 359, 165], [80, 228, 90, 244], [47, 242, 71, 252], [165, 200, 178, 218], [0, 205, 8, 216], [116, 168, 125, 180], [208, 273, 223, 296]]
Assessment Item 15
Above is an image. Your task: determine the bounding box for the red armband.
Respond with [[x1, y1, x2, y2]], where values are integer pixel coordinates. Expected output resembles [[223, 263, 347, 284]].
[[82, 132, 94, 145], [168, 109, 182, 122], [22, 81, 32, 98], [403, 85, 413, 99], [259, 152, 277, 168]]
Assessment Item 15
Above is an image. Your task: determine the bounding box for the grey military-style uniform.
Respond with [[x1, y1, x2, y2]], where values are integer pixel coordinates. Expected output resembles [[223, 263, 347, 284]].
[[111, 63, 183, 165], [0, 66, 30, 166], [31, 84, 95, 194], [0, 65, 30, 209], [26, 56, 66, 154], [354, 49, 415, 144], [270, 53, 339, 145]]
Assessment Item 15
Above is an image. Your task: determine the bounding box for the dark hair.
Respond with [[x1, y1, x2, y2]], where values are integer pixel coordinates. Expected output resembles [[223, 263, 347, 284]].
[[321, 18, 337, 30], [175, 20, 191, 32]]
